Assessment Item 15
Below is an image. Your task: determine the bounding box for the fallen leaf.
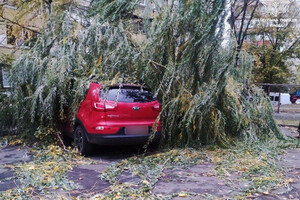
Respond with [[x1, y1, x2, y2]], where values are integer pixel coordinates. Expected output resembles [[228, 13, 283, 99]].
[[262, 191, 269, 195], [142, 180, 150, 185], [28, 165, 35, 170], [287, 178, 293, 183], [178, 193, 187, 197], [206, 172, 213, 176]]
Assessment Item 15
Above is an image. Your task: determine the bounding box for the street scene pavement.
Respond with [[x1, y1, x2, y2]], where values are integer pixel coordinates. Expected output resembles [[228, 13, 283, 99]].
[[0, 127, 299, 199]]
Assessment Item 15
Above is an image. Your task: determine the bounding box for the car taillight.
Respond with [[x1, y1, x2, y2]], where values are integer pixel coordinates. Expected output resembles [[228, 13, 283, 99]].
[[92, 102, 105, 111], [92, 101, 117, 111], [153, 103, 161, 111]]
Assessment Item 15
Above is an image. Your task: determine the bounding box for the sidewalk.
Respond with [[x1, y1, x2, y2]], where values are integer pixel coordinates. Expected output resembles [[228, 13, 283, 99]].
[[0, 127, 299, 199]]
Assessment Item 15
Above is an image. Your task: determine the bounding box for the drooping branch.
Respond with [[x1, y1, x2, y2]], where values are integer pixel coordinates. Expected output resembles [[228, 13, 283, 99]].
[[0, 13, 41, 34], [240, 0, 259, 49]]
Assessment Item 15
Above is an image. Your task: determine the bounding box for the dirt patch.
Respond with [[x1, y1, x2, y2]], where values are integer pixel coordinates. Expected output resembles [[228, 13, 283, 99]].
[[274, 148, 300, 199], [1, 129, 299, 199], [153, 163, 232, 198], [280, 126, 299, 138], [67, 163, 110, 196], [0, 146, 32, 165], [0, 146, 32, 192]]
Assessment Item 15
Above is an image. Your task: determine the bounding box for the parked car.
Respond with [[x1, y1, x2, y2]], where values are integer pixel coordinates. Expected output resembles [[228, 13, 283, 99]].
[[269, 92, 291, 105], [72, 83, 161, 155], [291, 95, 300, 104]]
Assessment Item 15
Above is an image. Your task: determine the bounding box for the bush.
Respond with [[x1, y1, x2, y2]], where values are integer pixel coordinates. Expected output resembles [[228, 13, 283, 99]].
[[0, 92, 15, 135]]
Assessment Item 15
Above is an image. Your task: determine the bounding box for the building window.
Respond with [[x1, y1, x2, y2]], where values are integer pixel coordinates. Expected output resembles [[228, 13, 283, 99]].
[[0, 23, 7, 46], [1, 68, 11, 88]]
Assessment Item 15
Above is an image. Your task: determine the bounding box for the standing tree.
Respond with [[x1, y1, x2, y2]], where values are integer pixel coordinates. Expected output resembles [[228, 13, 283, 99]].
[[247, 0, 300, 83], [229, 0, 260, 67]]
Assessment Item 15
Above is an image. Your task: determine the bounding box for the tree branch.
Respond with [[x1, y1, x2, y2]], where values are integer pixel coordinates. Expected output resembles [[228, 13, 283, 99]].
[[0, 15, 41, 34], [240, 0, 259, 49]]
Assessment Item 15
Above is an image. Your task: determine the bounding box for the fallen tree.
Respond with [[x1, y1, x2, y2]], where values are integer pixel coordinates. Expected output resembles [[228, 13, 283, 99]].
[[5, 0, 281, 147]]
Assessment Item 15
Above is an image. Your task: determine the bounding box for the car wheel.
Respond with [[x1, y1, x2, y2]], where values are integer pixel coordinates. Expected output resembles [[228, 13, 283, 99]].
[[74, 125, 92, 156]]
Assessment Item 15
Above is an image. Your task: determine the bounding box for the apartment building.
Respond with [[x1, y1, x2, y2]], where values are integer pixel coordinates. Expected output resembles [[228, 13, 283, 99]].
[[234, 0, 300, 44], [0, 0, 93, 90], [0, 0, 43, 89], [0, 0, 171, 89]]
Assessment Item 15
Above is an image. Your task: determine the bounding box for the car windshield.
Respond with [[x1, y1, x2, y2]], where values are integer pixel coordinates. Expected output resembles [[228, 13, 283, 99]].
[[100, 86, 156, 103]]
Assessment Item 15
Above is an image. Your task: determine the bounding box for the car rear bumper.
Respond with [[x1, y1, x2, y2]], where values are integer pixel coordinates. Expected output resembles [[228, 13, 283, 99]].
[[86, 132, 161, 145]]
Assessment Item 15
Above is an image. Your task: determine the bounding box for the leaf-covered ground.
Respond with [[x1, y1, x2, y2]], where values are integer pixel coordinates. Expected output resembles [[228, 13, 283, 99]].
[[0, 127, 299, 199]]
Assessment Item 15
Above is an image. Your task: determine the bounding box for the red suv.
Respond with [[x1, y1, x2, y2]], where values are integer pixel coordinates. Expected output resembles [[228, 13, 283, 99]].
[[73, 83, 161, 155], [291, 95, 300, 104]]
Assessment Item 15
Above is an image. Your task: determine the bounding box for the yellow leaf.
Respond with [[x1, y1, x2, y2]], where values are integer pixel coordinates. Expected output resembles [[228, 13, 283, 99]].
[[178, 193, 187, 197], [62, 37, 68, 44], [28, 165, 35, 170], [142, 180, 150, 185], [96, 53, 102, 67], [287, 178, 293, 183], [206, 172, 213, 177], [262, 191, 269, 195], [54, 166, 59, 172], [245, 150, 250, 155], [9, 139, 22, 146]]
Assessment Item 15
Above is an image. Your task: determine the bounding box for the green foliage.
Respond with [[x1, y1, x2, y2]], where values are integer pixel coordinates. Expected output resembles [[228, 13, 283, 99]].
[[249, 45, 292, 83], [244, 0, 300, 84], [219, 77, 282, 142], [6, 0, 282, 146], [90, 0, 139, 23], [0, 54, 15, 67], [0, 93, 15, 134]]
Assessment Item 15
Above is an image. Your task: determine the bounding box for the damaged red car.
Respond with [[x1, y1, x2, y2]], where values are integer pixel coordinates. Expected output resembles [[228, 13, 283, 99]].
[[71, 83, 161, 155]]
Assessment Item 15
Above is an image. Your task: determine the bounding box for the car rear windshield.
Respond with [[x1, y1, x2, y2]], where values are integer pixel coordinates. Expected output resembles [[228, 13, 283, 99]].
[[100, 86, 156, 103]]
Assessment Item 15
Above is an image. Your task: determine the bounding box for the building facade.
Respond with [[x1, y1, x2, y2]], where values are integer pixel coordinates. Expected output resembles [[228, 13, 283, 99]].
[[0, 0, 93, 90]]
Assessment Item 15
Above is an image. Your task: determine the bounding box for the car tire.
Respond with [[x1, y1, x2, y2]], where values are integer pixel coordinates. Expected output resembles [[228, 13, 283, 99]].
[[74, 125, 92, 156]]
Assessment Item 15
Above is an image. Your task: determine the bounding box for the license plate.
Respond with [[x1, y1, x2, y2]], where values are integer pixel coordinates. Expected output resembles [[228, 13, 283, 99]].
[[125, 126, 149, 135]]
